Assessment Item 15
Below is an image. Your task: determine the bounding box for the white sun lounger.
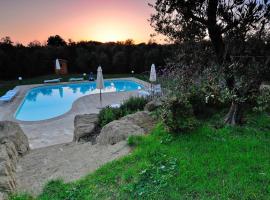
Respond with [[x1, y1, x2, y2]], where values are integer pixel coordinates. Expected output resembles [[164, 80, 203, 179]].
[[44, 78, 61, 83], [0, 87, 19, 102], [138, 84, 163, 98], [153, 84, 162, 95], [69, 77, 84, 82], [109, 103, 121, 108], [138, 90, 151, 98]]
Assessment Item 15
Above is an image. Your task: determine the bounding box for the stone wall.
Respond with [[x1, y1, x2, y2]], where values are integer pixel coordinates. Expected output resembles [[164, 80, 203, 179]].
[[0, 121, 29, 198]]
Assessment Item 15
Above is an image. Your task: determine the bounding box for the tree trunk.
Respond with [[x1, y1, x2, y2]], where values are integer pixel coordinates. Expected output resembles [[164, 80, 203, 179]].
[[224, 102, 243, 125], [207, 0, 225, 64]]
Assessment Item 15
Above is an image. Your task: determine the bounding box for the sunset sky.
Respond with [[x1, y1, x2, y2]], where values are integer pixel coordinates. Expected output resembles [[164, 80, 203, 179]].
[[0, 0, 161, 45]]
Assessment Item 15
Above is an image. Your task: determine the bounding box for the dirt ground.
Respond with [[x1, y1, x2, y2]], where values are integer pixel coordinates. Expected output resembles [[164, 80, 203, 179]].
[[16, 141, 130, 195]]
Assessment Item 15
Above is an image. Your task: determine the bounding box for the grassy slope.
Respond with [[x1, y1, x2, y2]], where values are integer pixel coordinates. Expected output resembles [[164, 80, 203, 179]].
[[10, 112, 270, 200], [0, 74, 148, 96]]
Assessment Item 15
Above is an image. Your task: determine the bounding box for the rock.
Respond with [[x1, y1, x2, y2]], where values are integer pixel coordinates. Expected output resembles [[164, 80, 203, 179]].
[[0, 121, 29, 155], [144, 99, 162, 112], [0, 192, 7, 200], [260, 83, 270, 90], [97, 119, 144, 145], [97, 111, 157, 145], [0, 121, 29, 194], [121, 111, 157, 133], [0, 143, 17, 175], [73, 114, 99, 142], [0, 176, 16, 192]]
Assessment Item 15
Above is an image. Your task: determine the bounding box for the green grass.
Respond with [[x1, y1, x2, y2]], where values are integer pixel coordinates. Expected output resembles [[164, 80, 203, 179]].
[[0, 74, 148, 96], [10, 112, 270, 200]]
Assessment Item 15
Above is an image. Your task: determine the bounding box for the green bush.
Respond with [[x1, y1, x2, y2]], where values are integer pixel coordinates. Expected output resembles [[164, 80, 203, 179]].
[[161, 96, 198, 133], [98, 97, 149, 127], [253, 88, 270, 113], [120, 96, 149, 115], [98, 107, 122, 127]]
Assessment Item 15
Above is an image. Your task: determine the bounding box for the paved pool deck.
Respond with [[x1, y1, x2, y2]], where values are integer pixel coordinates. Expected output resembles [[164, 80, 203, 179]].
[[0, 77, 150, 149]]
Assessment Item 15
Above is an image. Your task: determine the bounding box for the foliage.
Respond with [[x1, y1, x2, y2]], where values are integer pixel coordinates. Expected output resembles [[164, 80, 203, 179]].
[[98, 97, 149, 127], [98, 107, 122, 127], [0, 36, 169, 80], [150, 0, 270, 125], [127, 135, 144, 147], [161, 95, 198, 133], [120, 96, 148, 114], [150, 0, 270, 61], [10, 113, 270, 200], [254, 87, 270, 113], [47, 35, 67, 47]]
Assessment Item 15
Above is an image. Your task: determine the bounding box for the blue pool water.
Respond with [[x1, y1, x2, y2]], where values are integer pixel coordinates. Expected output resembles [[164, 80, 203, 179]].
[[15, 80, 143, 121]]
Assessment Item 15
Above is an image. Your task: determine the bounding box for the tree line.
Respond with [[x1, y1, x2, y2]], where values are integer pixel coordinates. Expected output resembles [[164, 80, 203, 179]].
[[0, 36, 173, 80]]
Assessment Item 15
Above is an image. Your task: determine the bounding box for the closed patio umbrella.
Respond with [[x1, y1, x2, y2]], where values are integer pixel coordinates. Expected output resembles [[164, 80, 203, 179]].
[[55, 59, 61, 70], [149, 64, 157, 82], [96, 66, 104, 107], [149, 64, 156, 94]]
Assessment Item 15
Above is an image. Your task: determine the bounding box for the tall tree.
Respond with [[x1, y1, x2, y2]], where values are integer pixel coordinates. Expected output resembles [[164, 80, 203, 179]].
[[47, 35, 67, 47], [150, 0, 270, 124]]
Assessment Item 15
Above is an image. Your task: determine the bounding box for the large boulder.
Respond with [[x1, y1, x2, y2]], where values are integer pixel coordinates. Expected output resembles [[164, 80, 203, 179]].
[[97, 111, 157, 145], [121, 111, 157, 133], [73, 114, 99, 142], [144, 99, 162, 112], [0, 121, 29, 155], [0, 121, 29, 195]]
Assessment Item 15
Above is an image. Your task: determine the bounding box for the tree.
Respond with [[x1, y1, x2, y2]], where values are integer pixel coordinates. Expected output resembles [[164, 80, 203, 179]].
[[113, 51, 127, 73], [47, 35, 67, 47], [0, 36, 13, 47], [150, 0, 270, 63], [28, 40, 42, 48], [150, 0, 270, 124]]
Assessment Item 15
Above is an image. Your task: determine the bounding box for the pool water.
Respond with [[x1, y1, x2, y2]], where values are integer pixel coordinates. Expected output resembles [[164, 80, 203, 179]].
[[15, 80, 143, 121]]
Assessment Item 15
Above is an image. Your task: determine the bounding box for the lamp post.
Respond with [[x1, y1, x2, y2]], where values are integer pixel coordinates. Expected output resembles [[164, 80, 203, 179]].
[[18, 77, 22, 85]]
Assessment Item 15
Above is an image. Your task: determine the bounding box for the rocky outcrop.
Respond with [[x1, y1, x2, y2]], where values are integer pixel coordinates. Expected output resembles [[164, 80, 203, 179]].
[[97, 111, 157, 145], [0, 121, 29, 196], [73, 114, 99, 143], [0, 121, 29, 155], [120, 111, 157, 133], [144, 99, 162, 112]]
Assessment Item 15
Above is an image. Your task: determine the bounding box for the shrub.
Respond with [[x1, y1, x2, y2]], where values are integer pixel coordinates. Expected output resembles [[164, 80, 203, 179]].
[[120, 96, 149, 115], [98, 107, 122, 127], [98, 97, 149, 127], [161, 96, 198, 133], [253, 88, 270, 113]]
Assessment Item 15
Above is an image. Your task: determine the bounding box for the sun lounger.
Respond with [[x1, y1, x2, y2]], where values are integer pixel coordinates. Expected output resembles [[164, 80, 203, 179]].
[[138, 90, 151, 98], [109, 103, 121, 108], [138, 84, 162, 98], [153, 84, 162, 96], [44, 78, 61, 83], [89, 72, 95, 81], [69, 77, 84, 82], [0, 87, 19, 102]]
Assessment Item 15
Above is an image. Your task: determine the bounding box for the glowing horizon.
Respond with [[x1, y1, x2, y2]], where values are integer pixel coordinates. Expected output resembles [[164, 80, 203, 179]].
[[0, 0, 162, 45]]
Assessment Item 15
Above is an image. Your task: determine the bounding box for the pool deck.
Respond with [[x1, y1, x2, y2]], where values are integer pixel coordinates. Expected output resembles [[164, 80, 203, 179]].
[[0, 77, 150, 149]]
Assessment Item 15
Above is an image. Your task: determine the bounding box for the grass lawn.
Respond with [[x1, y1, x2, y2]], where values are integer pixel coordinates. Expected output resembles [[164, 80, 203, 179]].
[[10, 112, 270, 200], [0, 74, 148, 96]]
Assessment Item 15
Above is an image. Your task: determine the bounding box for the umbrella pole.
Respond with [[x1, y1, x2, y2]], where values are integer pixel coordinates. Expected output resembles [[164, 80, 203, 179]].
[[100, 89, 102, 106], [150, 83, 153, 99]]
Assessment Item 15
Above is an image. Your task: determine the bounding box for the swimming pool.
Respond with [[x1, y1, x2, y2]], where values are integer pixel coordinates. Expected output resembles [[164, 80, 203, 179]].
[[15, 80, 143, 121]]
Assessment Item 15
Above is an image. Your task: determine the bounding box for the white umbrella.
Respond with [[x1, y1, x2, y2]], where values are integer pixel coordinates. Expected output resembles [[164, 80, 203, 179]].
[[96, 66, 104, 107], [149, 64, 156, 94], [149, 64, 156, 82], [55, 59, 61, 70]]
